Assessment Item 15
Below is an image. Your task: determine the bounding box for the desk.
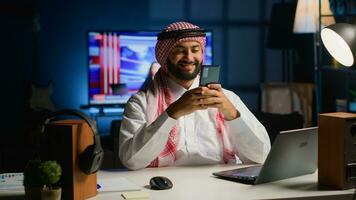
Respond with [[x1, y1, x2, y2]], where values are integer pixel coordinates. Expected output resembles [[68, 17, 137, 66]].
[[92, 165, 354, 200], [1, 165, 354, 200]]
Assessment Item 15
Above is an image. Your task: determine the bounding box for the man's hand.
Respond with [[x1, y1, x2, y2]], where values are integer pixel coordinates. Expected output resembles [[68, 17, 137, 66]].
[[166, 87, 209, 119], [166, 84, 240, 121], [200, 84, 240, 121]]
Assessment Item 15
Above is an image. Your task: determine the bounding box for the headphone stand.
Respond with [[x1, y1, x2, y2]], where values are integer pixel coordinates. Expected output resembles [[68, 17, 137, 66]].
[[41, 119, 97, 200]]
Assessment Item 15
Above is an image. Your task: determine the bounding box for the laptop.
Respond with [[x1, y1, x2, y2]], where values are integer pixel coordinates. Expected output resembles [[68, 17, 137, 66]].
[[213, 127, 318, 184]]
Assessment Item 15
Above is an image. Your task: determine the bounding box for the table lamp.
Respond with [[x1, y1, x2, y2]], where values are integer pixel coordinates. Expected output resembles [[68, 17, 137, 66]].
[[319, 23, 356, 190], [320, 23, 356, 67]]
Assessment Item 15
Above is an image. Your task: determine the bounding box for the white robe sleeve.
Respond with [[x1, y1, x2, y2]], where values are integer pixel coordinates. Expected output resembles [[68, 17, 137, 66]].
[[118, 93, 176, 170], [224, 90, 271, 164]]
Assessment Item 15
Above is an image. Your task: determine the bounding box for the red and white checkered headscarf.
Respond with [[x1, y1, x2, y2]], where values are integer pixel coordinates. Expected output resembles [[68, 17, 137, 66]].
[[155, 22, 206, 71], [146, 22, 235, 167]]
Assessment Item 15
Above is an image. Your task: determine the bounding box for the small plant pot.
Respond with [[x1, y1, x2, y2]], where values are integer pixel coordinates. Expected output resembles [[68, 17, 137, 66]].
[[25, 186, 42, 200], [41, 186, 62, 200]]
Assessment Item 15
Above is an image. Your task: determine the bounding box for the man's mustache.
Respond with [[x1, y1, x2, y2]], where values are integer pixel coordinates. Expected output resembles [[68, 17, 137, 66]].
[[178, 60, 199, 65]]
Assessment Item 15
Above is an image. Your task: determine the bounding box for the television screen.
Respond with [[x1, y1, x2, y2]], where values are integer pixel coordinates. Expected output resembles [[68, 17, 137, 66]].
[[87, 31, 213, 105]]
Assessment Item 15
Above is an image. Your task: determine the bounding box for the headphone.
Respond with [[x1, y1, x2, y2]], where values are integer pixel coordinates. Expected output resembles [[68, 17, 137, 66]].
[[42, 109, 104, 175]]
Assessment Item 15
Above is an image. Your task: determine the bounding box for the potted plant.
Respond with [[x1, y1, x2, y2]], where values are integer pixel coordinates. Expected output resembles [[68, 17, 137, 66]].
[[39, 160, 62, 200], [23, 159, 43, 200]]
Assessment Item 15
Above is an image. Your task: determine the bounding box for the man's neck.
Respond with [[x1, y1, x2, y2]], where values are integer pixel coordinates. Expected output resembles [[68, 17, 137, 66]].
[[168, 74, 195, 89]]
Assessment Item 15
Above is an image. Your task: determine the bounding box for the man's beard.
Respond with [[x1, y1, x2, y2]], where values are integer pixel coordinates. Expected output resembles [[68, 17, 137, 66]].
[[166, 59, 202, 81]]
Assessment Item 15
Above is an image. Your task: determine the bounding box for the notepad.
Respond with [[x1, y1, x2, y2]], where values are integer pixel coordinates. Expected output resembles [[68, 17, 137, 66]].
[[121, 191, 150, 199], [97, 177, 141, 192]]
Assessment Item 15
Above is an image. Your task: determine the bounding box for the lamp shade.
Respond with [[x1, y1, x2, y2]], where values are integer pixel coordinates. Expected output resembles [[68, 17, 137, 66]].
[[321, 23, 356, 67], [293, 0, 335, 33], [293, 0, 318, 33]]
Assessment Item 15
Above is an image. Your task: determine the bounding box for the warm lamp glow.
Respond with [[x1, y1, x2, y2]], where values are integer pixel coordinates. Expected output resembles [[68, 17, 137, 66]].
[[293, 0, 335, 33], [321, 23, 356, 67], [321, 28, 354, 66]]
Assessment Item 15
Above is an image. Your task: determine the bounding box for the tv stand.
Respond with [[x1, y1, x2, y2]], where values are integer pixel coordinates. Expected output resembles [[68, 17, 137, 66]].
[[80, 103, 125, 110], [80, 104, 125, 121], [98, 106, 104, 115]]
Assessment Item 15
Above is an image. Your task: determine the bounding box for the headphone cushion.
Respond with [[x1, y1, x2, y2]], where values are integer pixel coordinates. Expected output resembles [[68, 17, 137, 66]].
[[78, 145, 104, 175]]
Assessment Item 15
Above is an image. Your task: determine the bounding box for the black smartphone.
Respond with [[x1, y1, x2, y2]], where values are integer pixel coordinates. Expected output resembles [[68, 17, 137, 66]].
[[199, 65, 220, 86]]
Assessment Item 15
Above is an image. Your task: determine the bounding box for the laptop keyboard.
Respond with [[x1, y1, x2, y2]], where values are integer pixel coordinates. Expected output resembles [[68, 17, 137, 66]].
[[231, 166, 262, 178]]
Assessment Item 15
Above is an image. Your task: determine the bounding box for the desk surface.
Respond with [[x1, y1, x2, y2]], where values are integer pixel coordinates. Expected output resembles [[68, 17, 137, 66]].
[[0, 165, 354, 200], [91, 165, 354, 200]]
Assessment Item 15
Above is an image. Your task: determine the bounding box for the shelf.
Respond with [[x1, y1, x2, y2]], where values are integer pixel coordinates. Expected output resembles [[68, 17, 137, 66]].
[[80, 104, 126, 109], [321, 14, 356, 17], [320, 65, 356, 73], [319, 65, 356, 113]]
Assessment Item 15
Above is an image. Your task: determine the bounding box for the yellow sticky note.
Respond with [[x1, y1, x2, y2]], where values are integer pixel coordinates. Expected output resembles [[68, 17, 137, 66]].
[[121, 191, 150, 199]]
